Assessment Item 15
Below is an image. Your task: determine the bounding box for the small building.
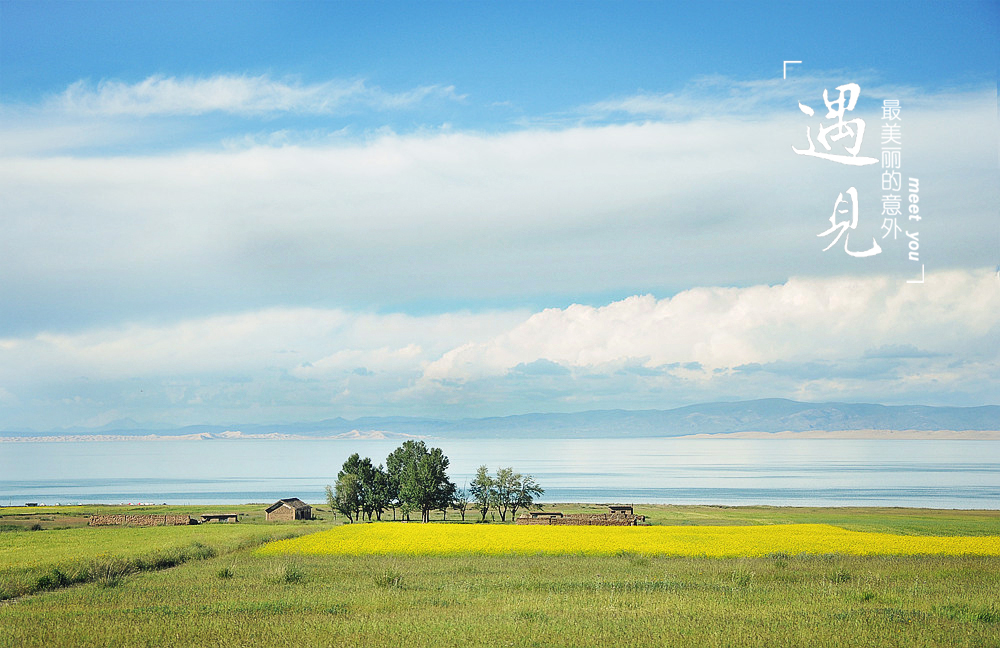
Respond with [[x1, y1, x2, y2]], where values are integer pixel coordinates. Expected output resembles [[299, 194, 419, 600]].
[[527, 511, 564, 518], [608, 505, 633, 515], [199, 513, 239, 524], [265, 498, 312, 522]]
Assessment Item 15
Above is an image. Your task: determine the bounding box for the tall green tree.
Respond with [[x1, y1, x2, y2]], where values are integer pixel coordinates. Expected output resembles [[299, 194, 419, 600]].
[[324, 484, 337, 520], [335, 453, 392, 521], [509, 472, 544, 520], [337, 453, 368, 522], [493, 467, 515, 521], [386, 441, 425, 520], [491, 467, 544, 521], [387, 440, 456, 523], [454, 483, 471, 522], [365, 464, 391, 521], [470, 465, 495, 521], [333, 472, 361, 523]]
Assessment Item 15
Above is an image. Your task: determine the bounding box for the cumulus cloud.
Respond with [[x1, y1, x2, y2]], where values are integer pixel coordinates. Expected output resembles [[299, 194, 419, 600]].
[[420, 269, 1000, 382], [0, 270, 996, 428], [50, 74, 463, 116]]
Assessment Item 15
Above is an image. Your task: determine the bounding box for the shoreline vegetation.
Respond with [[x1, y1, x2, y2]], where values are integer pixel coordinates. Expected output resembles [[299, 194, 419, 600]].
[[2, 504, 999, 646]]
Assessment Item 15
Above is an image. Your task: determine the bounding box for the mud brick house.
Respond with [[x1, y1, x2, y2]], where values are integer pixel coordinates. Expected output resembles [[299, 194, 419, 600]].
[[265, 498, 312, 521]]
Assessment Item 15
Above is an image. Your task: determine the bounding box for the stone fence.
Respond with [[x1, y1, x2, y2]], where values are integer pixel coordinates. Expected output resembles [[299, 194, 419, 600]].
[[88, 514, 193, 527], [516, 512, 645, 526]]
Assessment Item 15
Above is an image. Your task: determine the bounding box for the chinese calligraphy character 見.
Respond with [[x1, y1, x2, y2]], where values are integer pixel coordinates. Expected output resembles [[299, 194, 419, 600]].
[[817, 187, 882, 257], [794, 83, 878, 166]]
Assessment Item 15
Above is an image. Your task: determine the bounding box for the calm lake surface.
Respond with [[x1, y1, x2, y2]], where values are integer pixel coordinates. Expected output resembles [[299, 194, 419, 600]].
[[2, 438, 999, 508]]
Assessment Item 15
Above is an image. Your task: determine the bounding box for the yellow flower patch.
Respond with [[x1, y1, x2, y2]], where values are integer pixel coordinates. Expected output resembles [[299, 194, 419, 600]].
[[257, 523, 1000, 558]]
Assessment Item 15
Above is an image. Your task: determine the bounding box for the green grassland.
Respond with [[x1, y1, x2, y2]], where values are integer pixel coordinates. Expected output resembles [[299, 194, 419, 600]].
[[0, 503, 289, 529], [0, 509, 332, 600], [1, 505, 999, 647]]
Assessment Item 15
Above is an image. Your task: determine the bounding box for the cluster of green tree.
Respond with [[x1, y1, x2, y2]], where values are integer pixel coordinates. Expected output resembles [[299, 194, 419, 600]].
[[468, 465, 544, 522], [326, 440, 456, 523], [325, 441, 543, 523]]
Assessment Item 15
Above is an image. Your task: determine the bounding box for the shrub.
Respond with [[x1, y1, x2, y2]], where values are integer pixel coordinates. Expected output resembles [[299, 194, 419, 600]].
[[373, 568, 404, 589], [830, 569, 852, 583], [93, 558, 131, 588], [282, 563, 304, 583], [326, 603, 349, 615], [730, 568, 754, 589]]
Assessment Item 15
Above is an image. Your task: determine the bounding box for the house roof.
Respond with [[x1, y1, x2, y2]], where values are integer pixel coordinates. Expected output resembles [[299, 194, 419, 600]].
[[265, 497, 311, 513]]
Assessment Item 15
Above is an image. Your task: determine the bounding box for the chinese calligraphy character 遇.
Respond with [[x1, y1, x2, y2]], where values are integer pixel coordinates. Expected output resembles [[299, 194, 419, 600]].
[[794, 83, 877, 166]]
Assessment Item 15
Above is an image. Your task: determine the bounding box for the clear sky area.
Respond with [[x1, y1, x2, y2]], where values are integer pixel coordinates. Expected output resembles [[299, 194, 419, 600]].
[[1, 1, 998, 429]]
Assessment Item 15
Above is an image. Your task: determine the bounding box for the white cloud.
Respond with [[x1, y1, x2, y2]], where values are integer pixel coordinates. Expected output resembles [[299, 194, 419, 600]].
[[1, 307, 528, 384], [421, 269, 1000, 382], [0, 270, 996, 428], [580, 74, 830, 121], [51, 74, 463, 117], [0, 76, 996, 427], [577, 73, 991, 122], [2, 87, 996, 338]]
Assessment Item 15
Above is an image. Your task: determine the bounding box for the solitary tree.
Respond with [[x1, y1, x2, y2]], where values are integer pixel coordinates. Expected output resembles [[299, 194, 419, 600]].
[[323, 484, 337, 520]]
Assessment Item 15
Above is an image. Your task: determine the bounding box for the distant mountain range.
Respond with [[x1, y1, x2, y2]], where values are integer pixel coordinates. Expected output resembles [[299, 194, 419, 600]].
[[3, 399, 998, 441]]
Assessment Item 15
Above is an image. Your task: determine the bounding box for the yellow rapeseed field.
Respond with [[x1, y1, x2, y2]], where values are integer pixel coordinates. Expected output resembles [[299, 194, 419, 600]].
[[257, 523, 1000, 558]]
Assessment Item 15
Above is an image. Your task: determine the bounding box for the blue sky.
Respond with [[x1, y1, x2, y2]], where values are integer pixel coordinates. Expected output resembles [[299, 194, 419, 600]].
[[3, 2, 996, 104], [1, 1, 998, 430]]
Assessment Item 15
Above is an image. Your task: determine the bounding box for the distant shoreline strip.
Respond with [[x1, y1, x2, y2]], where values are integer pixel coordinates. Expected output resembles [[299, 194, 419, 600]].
[[1, 430, 998, 442]]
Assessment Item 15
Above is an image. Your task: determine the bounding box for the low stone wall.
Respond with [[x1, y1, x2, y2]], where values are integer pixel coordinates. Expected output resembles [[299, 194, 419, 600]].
[[88, 514, 193, 527], [516, 513, 645, 526], [516, 516, 556, 525]]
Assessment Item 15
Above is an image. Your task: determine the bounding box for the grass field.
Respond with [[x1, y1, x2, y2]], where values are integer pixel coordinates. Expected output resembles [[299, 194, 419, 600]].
[[0, 514, 330, 600], [1, 504, 999, 647], [0, 503, 291, 529]]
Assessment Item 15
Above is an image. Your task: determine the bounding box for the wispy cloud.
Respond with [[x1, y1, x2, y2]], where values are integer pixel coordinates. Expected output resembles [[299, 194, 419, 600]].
[[2, 87, 997, 338], [580, 75, 826, 121], [574, 73, 991, 123], [50, 74, 464, 117]]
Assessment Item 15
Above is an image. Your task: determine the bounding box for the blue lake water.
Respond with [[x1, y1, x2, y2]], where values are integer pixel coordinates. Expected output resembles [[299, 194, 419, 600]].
[[1, 438, 998, 508]]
